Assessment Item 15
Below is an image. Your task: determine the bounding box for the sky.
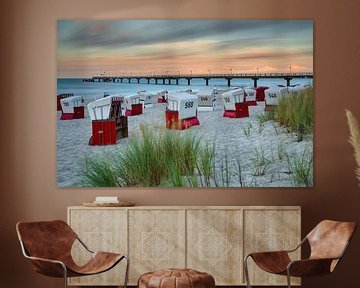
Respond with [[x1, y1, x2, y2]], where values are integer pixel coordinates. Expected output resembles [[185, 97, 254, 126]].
[[57, 20, 313, 78]]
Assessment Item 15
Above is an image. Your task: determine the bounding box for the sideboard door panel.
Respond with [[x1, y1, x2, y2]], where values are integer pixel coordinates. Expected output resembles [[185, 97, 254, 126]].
[[68, 208, 127, 286], [186, 209, 243, 285], [128, 209, 186, 284], [243, 209, 301, 286]]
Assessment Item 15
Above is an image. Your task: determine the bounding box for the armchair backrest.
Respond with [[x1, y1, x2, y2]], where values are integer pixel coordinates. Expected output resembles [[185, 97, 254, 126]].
[[307, 220, 356, 262], [16, 220, 77, 261]]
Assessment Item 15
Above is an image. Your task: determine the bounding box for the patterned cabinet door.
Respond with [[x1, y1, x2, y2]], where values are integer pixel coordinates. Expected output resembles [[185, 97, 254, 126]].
[[187, 209, 243, 285], [128, 209, 186, 284], [68, 208, 128, 286], [243, 209, 301, 286]]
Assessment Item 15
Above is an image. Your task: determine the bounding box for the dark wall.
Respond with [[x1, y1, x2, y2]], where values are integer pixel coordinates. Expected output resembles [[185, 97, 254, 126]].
[[1, 0, 360, 287]]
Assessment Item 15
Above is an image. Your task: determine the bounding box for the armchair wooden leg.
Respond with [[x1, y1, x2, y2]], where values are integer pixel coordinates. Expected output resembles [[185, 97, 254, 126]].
[[244, 255, 252, 288]]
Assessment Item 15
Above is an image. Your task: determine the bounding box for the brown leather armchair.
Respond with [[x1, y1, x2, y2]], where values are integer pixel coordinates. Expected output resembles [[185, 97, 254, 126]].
[[16, 220, 129, 288], [244, 220, 356, 288]]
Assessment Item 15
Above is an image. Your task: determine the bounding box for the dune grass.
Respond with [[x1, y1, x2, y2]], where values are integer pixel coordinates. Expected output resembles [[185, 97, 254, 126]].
[[286, 146, 313, 187], [251, 146, 270, 176], [257, 87, 313, 134], [81, 127, 214, 187], [81, 155, 119, 187], [257, 109, 276, 123], [276, 88, 313, 133]]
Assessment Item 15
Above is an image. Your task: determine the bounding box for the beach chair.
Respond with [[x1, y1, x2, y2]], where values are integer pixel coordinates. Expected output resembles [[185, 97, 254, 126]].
[[87, 96, 128, 145], [222, 88, 249, 118], [166, 92, 200, 130]]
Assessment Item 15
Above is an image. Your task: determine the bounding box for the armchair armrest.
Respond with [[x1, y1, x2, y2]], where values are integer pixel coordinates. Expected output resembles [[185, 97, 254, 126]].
[[287, 239, 351, 277], [76, 236, 94, 254], [25, 255, 67, 278], [285, 237, 307, 253]]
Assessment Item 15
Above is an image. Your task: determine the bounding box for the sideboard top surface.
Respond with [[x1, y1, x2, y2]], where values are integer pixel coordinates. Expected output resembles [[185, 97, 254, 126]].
[[68, 205, 301, 210]]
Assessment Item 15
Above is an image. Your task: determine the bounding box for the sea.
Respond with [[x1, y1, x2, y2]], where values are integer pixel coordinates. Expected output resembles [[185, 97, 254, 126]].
[[57, 77, 313, 100]]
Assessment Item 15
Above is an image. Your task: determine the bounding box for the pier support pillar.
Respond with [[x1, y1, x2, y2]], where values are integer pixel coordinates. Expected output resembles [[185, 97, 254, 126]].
[[137, 78, 140, 84], [187, 78, 191, 85], [285, 77, 292, 86], [252, 78, 258, 88], [147, 78, 150, 84], [205, 78, 209, 86], [227, 78, 231, 86], [176, 78, 179, 85], [155, 78, 158, 84]]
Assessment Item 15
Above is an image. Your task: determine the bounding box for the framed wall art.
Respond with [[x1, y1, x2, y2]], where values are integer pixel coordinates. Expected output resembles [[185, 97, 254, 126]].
[[57, 20, 313, 188]]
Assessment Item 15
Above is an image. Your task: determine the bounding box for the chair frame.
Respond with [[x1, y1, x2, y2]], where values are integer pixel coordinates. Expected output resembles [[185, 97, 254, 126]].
[[244, 236, 350, 288], [18, 232, 129, 288]]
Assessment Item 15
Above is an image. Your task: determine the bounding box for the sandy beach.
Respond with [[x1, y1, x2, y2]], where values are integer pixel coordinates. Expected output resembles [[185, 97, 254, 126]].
[[57, 92, 313, 187]]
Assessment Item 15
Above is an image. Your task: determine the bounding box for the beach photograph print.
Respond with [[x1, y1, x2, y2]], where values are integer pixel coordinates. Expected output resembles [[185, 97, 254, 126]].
[[57, 20, 313, 188]]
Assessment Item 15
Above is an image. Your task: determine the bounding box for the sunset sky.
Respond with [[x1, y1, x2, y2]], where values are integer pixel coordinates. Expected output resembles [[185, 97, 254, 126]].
[[57, 20, 313, 78]]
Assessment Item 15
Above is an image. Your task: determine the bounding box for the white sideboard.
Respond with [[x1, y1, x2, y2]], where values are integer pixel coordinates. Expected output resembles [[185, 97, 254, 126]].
[[67, 206, 301, 286]]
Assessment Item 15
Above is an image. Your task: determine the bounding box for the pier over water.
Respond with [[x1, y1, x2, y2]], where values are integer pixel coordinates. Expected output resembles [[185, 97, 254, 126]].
[[83, 72, 313, 87]]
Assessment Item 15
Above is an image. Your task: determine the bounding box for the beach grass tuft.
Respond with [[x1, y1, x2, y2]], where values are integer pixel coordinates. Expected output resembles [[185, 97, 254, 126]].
[[286, 146, 313, 187], [276, 88, 313, 134], [258, 122, 265, 135], [235, 158, 245, 187], [81, 156, 119, 187], [257, 88, 313, 135], [241, 123, 252, 137], [196, 144, 215, 187], [81, 126, 214, 187], [277, 142, 286, 161], [257, 110, 276, 123], [251, 146, 270, 176]]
